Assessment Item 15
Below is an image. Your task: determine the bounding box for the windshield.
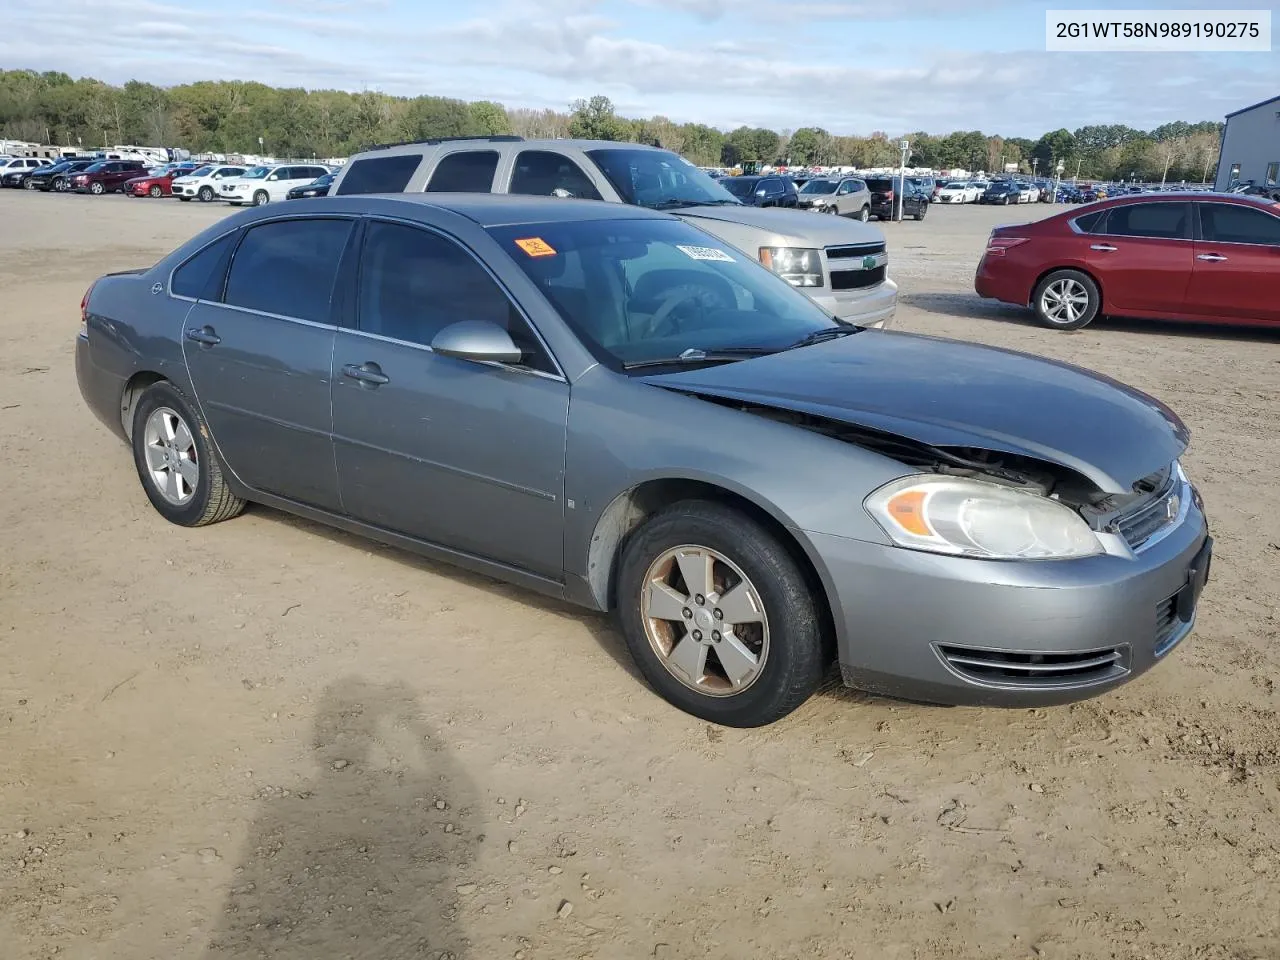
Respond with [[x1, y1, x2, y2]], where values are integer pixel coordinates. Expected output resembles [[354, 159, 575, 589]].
[[585, 148, 741, 209], [82, 162, 107, 173], [487, 218, 840, 370], [800, 180, 838, 195], [185, 166, 213, 178], [241, 166, 270, 179], [720, 178, 759, 198]]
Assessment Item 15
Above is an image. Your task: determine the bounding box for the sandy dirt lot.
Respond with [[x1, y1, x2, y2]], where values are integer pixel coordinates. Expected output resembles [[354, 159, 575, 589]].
[[2, 190, 1278, 960]]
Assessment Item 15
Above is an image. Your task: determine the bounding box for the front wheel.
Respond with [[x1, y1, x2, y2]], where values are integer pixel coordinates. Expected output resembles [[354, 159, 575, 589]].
[[24, 179, 36, 190], [857, 206, 870, 221], [198, 186, 214, 202], [1032, 269, 1100, 331], [253, 190, 270, 206], [149, 185, 162, 198], [89, 182, 105, 195], [130, 381, 246, 527], [616, 500, 827, 727]]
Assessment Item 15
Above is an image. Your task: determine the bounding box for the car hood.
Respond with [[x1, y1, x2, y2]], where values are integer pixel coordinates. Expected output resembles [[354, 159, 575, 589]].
[[675, 204, 884, 244], [641, 331, 1188, 493]]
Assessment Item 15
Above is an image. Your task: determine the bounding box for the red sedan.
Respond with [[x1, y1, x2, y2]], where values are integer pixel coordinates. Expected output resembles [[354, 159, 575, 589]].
[[975, 193, 1280, 330], [123, 168, 190, 198]]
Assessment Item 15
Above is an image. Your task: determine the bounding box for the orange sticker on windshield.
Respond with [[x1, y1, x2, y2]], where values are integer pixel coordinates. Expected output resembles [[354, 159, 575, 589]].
[[515, 237, 557, 257]]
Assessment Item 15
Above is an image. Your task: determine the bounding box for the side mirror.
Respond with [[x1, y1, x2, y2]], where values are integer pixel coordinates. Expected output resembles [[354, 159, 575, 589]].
[[755, 188, 767, 197], [267, 174, 279, 181], [431, 320, 523, 364]]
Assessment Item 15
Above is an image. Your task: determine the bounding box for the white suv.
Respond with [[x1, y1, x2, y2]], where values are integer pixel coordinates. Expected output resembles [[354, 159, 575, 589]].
[[218, 164, 331, 206], [172, 165, 246, 202]]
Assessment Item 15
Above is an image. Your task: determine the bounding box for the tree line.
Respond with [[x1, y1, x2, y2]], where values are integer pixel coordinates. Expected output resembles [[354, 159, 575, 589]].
[[0, 71, 1221, 181]]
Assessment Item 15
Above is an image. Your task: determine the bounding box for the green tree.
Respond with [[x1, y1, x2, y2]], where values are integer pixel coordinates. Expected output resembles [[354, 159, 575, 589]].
[[1031, 128, 1075, 176], [468, 100, 511, 136], [567, 95, 627, 141]]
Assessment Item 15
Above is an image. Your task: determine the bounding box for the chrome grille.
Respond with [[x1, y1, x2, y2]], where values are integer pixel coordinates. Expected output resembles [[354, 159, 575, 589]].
[[937, 644, 1129, 688]]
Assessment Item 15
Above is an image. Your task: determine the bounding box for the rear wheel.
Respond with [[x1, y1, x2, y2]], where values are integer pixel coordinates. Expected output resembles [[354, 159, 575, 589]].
[[130, 382, 245, 527], [616, 500, 827, 727], [857, 206, 870, 221], [914, 202, 927, 221], [24, 179, 36, 190], [1032, 269, 1100, 331]]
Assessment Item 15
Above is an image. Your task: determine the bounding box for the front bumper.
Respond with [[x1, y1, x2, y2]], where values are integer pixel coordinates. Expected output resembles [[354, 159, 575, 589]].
[[807, 494, 1210, 706], [807, 275, 897, 329]]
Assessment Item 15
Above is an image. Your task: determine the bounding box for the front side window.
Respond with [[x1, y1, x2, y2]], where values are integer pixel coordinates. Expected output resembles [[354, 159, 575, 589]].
[[509, 151, 602, 201], [1102, 202, 1189, 239], [1266, 162, 1279, 187], [426, 151, 499, 193], [1199, 203, 1280, 245], [719, 178, 757, 198], [171, 232, 237, 299], [357, 221, 554, 372], [488, 218, 840, 370], [241, 166, 270, 180], [224, 219, 352, 323], [586, 148, 741, 209]]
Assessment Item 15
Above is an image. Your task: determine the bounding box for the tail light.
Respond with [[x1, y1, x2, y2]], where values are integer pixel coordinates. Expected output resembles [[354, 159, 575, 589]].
[[80, 282, 96, 337], [985, 236, 1029, 256], [884, 189, 894, 201]]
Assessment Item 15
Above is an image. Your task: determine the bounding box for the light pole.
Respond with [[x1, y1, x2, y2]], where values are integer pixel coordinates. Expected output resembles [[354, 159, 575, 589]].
[[1054, 160, 1064, 203], [897, 139, 910, 221], [1031, 157, 1039, 177]]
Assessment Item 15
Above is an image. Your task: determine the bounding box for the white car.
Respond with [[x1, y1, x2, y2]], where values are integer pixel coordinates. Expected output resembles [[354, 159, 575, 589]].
[[935, 180, 980, 204], [1018, 183, 1039, 203], [171, 164, 247, 202], [218, 163, 332, 206], [0, 156, 47, 174]]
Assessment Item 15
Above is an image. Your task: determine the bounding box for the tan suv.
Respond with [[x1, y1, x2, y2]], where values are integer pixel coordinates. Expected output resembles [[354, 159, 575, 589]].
[[329, 136, 897, 328]]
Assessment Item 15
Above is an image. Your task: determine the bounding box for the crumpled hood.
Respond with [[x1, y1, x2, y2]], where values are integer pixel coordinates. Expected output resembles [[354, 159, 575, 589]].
[[676, 204, 884, 245], [643, 331, 1189, 493]]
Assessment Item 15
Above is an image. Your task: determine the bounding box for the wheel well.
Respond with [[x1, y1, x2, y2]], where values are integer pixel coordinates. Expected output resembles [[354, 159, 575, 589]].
[[587, 479, 837, 657], [120, 371, 165, 440], [1028, 265, 1103, 309]]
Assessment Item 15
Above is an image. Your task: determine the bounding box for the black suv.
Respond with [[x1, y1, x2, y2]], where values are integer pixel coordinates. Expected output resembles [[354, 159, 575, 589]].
[[865, 176, 928, 221], [25, 160, 95, 192], [719, 174, 799, 208]]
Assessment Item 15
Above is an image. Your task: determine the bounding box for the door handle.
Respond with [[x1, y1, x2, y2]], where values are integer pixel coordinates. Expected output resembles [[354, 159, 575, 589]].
[[185, 326, 220, 346], [342, 362, 391, 387], [1090, 243, 1117, 252], [1196, 253, 1228, 262]]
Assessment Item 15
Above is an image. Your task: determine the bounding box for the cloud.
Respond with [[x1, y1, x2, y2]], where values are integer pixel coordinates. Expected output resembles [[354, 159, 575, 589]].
[[1, 0, 1274, 137]]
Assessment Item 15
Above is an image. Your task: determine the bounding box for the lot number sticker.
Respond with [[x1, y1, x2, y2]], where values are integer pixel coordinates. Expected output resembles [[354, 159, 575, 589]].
[[515, 237, 557, 257], [676, 244, 735, 263]]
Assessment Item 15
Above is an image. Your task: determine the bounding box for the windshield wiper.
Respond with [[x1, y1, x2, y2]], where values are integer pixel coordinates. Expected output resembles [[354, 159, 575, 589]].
[[648, 198, 741, 210], [787, 326, 863, 350], [622, 346, 777, 370]]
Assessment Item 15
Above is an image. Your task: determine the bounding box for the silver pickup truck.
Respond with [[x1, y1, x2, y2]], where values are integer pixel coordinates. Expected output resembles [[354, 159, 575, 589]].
[[329, 137, 897, 328]]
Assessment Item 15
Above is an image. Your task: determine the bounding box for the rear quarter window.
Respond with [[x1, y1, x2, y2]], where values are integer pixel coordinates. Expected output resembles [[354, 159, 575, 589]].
[[335, 154, 424, 195], [171, 232, 238, 300]]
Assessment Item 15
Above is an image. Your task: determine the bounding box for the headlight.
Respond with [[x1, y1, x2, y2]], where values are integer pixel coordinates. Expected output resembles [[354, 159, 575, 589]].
[[759, 246, 823, 287], [865, 475, 1103, 560]]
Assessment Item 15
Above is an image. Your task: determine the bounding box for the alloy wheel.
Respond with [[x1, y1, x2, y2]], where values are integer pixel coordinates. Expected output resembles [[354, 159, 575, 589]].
[[1039, 278, 1090, 325], [640, 545, 770, 697], [142, 407, 199, 506]]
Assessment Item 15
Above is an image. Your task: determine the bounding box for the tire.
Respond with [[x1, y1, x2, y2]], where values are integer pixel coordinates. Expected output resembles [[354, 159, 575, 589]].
[[616, 499, 827, 727], [253, 190, 270, 206], [24, 179, 36, 191], [53, 178, 67, 192], [913, 202, 927, 221], [1032, 269, 1100, 331], [149, 185, 162, 198], [130, 381, 246, 527], [89, 181, 105, 195], [826, 205, 839, 215], [857, 206, 870, 222], [198, 186, 214, 202]]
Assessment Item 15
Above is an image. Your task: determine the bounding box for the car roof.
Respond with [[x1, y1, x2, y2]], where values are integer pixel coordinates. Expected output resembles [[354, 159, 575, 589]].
[[288, 192, 678, 227], [1097, 192, 1277, 209], [355, 137, 671, 159]]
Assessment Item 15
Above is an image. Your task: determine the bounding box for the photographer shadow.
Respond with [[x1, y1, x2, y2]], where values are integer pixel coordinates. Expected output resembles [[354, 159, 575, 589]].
[[203, 677, 477, 959]]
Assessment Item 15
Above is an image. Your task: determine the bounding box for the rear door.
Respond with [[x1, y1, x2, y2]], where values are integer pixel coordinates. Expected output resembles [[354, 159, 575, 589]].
[[180, 216, 354, 509], [1186, 201, 1280, 323], [1083, 201, 1194, 315], [330, 217, 569, 577]]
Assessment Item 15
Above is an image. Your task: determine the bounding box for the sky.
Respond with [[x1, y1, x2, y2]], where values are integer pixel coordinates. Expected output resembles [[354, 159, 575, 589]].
[[2, 0, 1276, 137]]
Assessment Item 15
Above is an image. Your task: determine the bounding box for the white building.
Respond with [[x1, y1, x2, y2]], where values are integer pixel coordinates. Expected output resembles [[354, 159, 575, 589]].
[[1215, 94, 1280, 191]]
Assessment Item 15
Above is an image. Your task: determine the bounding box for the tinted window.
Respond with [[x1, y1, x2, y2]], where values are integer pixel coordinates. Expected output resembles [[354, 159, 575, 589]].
[[1199, 203, 1280, 245], [509, 151, 602, 201], [1073, 210, 1106, 233], [866, 178, 893, 191], [335, 154, 423, 195], [1102, 202, 1189, 239], [171, 232, 237, 299], [586, 148, 739, 208], [357, 221, 553, 372], [225, 219, 352, 323], [426, 151, 499, 193]]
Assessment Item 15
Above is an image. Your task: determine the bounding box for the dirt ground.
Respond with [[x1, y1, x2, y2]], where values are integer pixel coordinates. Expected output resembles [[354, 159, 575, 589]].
[[2, 190, 1279, 960]]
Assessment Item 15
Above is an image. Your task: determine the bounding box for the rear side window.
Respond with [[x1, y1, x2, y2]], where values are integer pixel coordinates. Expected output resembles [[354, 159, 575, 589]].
[[1102, 202, 1189, 239], [171, 232, 237, 299], [1199, 203, 1280, 245], [224, 219, 353, 323], [1072, 210, 1106, 233], [509, 151, 602, 201], [426, 151, 499, 193], [335, 154, 423, 195]]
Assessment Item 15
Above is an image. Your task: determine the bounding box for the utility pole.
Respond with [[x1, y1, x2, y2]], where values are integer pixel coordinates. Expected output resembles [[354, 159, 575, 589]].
[[897, 139, 910, 221], [1074, 157, 1083, 181]]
